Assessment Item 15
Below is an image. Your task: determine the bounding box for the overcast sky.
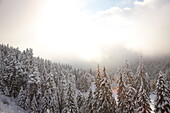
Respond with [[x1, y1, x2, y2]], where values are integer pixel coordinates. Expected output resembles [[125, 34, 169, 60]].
[[0, 0, 170, 67]]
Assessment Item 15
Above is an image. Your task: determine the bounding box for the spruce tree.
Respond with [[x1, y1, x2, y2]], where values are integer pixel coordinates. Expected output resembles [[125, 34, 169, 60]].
[[49, 94, 59, 113], [77, 91, 85, 113], [97, 67, 116, 113], [92, 65, 101, 113], [85, 87, 93, 113], [25, 95, 31, 110], [18, 86, 26, 108], [136, 78, 151, 113], [123, 60, 134, 86], [123, 61, 136, 113], [31, 95, 38, 113], [154, 71, 170, 113], [117, 68, 126, 113], [63, 83, 77, 113], [124, 85, 136, 113], [39, 90, 49, 113], [4, 86, 10, 96], [135, 58, 150, 95]]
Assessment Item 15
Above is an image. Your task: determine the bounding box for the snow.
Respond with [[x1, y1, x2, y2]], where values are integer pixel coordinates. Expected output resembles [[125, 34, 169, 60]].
[[83, 82, 96, 98], [150, 93, 156, 113], [0, 92, 27, 113]]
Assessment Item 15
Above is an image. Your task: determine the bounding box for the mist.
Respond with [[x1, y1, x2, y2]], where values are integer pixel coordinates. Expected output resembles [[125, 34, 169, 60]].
[[0, 0, 170, 69]]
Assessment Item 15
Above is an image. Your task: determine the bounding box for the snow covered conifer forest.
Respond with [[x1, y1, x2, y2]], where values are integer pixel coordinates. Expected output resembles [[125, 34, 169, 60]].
[[0, 44, 169, 113]]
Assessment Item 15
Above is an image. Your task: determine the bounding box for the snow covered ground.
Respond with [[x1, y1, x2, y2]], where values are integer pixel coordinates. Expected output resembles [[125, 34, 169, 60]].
[[0, 92, 27, 113], [150, 93, 156, 113]]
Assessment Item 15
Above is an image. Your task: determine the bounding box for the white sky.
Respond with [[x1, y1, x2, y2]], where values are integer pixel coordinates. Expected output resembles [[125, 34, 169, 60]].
[[0, 0, 170, 64]]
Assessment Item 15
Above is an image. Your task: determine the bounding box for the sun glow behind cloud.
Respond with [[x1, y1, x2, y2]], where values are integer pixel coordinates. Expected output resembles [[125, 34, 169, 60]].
[[0, 0, 170, 65], [32, 0, 170, 63], [35, 0, 125, 62]]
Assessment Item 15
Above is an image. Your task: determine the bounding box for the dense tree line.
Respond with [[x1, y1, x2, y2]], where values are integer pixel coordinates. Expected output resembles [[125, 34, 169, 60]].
[[0, 44, 169, 113], [0, 44, 93, 113]]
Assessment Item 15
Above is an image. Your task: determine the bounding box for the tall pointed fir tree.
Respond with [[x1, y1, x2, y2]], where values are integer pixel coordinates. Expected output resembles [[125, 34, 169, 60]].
[[63, 83, 77, 113], [77, 91, 85, 113], [92, 65, 101, 113], [25, 94, 31, 110], [123, 60, 134, 86], [123, 61, 136, 113], [45, 70, 59, 113], [57, 69, 68, 113], [85, 87, 93, 113], [117, 68, 126, 113], [136, 77, 151, 113], [27, 66, 41, 103], [39, 90, 49, 113], [135, 57, 150, 95], [49, 92, 59, 113], [154, 71, 170, 113], [124, 85, 136, 113], [31, 95, 38, 113], [97, 66, 116, 113], [18, 86, 26, 108]]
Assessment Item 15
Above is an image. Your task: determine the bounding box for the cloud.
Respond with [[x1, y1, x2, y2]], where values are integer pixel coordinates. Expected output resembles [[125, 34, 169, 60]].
[[0, 0, 170, 68], [93, 0, 170, 57]]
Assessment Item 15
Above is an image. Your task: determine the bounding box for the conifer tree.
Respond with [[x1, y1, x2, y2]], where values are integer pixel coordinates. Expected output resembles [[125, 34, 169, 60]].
[[97, 67, 116, 113], [28, 66, 41, 102], [123, 60, 134, 86], [40, 90, 49, 113], [124, 86, 136, 113], [117, 68, 126, 113], [63, 83, 77, 113], [92, 65, 101, 113], [4, 86, 10, 96], [49, 94, 59, 113], [18, 86, 26, 108], [31, 95, 38, 113], [135, 58, 150, 94], [123, 61, 136, 113], [136, 78, 151, 113], [85, 88, 93, 113], [154, 71, 170, 113], [25, 95, 31, 110], [77, 91, 85, 113]]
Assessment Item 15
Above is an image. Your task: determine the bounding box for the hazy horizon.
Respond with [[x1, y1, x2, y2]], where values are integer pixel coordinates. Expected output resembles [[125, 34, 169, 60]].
[[0, 0, 170, 68]]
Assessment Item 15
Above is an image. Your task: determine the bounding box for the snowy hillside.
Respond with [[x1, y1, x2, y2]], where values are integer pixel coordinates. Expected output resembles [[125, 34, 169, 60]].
[[0, 92, 27, 113], [0, 44, 169, 113]]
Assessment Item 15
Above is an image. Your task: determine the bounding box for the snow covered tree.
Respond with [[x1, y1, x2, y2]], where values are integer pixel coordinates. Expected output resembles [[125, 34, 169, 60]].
[[4, 86, 10, 96], [85, 88, 93, 113], [63, 83, 77, 113], [31, 95, 38, 113], [117, 68, 126, 113], [124, 85, 136, 113], [27, 66, 41, 101], [97, 67, 116, 113], [25, 95, 31, 110], [154, 71, 170, 113], [18, 86, 26, 108], [136, 77, 151, 113], [92, 65, 101, 112], [49, 94, 59, 113], [39, 90, 49, 113], [57, 71, 67, 113], [135, 58, 150, 94], [122, 61, 137, 113], [123, 60, 134, 86], [76, 91, 85, 113]]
